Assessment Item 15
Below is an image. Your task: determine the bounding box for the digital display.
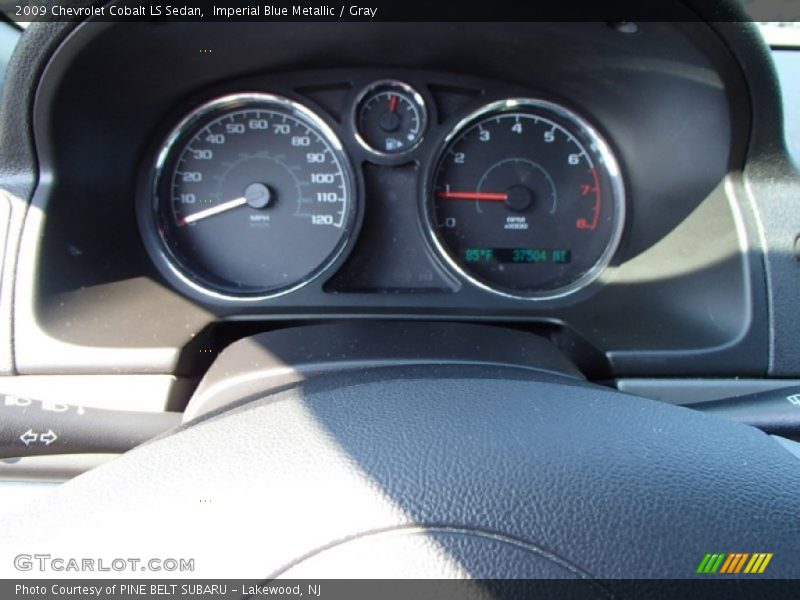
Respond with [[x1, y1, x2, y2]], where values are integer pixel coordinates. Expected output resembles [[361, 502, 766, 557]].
[[465, 248, 572, 264]]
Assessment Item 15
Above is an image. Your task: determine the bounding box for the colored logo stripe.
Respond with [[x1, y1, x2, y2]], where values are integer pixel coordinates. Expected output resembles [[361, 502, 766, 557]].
[[744, 553, 773, 574], [720, 553, 748, 573], [697, 553, 773, 574], [696, 553, 725, 574]]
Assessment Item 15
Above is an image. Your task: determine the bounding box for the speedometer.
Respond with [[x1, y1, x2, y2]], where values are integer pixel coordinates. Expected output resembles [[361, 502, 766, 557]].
[[143, 93, 356, 300], [426, 99, 625, 300]]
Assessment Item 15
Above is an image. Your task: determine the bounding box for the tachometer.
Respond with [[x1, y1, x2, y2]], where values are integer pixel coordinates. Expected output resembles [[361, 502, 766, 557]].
[[144, 93, 356, 300], [426, 98, 624, 300]]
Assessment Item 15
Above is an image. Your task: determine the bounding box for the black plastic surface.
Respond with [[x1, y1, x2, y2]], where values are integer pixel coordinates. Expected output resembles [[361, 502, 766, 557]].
[[772, 50, 800, 166], [0, 20, 20, 96], [730, 31, 800, 375], [689, 386, 800, 439], [0, 19, 81, 375], [0, 394, 181, 458], [616, 377, 800, 405], [0, 194, 8, 295], [183, 321, 583, 420]]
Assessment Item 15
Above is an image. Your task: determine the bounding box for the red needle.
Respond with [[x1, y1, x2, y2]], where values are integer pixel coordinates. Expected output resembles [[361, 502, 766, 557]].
[[437, 191, 509, 202], [389, 94, 399, 113]]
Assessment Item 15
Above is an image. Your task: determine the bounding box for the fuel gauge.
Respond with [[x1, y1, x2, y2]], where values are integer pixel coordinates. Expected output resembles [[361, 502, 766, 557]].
[[354, 80, 427, 157]]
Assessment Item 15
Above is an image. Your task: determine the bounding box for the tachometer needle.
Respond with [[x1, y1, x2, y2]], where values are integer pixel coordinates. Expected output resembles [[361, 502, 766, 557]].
[[178, 196, 247, 226], [436, 191, 509, 202]]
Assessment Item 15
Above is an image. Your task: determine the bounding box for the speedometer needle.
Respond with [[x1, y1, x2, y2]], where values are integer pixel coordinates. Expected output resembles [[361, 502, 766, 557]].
[[178, 196, 248, 226], [436, 191, 509, 202]]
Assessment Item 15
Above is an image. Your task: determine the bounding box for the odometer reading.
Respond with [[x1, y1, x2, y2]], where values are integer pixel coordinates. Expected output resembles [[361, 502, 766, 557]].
[[465, 248, 572, 264], [151, 94, 356, 299], [428, 99, 624, 299]]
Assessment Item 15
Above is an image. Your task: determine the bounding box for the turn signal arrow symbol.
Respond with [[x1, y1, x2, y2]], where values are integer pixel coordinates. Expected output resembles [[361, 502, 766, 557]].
[[40, 430, 58, 446], [19, 430, 37, 446], [18, 429, 58, 446]]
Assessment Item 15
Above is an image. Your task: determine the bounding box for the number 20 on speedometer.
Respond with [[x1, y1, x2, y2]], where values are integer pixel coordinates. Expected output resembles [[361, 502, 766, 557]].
[[426, 98, 625, 300]]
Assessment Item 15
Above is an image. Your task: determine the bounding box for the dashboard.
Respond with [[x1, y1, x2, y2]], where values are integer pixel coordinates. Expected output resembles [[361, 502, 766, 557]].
[[138, 71, 626, 304], [3, 14, 799, 406]]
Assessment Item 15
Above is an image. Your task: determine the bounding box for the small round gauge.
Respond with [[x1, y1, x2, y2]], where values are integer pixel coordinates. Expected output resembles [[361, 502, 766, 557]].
[[426, 99, 625, 300], [144, 93, 357, 300], [354, 80, 427, 156]]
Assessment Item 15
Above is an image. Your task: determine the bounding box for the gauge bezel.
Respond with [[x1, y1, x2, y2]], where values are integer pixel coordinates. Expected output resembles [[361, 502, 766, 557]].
[[145, 92, 358, 303], [423, 98, 626, 302], [352, 79, 428, 158]]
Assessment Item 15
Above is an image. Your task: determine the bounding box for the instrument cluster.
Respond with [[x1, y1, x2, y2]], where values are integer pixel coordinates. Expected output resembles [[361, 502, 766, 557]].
[[137, 71, 626, 305]]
